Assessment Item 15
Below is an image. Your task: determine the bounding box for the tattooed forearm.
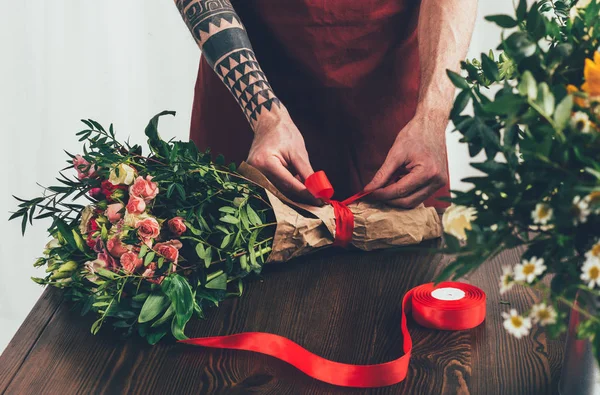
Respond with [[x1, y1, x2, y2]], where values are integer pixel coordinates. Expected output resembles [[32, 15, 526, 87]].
[[175, 0, 282, 127]]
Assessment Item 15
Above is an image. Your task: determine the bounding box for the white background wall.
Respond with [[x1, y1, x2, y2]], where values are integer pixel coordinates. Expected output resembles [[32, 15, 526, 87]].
[[0, 0, 521, 353]]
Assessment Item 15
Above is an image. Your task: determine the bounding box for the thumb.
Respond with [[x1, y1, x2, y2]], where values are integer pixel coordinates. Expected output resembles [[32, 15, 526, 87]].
[[364, 156, 397, 193]]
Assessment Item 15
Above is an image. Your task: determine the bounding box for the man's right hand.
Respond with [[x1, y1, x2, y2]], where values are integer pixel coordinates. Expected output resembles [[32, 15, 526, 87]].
[[247, 109, 320, 205]]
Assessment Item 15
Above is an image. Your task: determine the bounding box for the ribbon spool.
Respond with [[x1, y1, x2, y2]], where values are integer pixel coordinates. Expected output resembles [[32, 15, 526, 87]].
[[181, 281, 486, 388]]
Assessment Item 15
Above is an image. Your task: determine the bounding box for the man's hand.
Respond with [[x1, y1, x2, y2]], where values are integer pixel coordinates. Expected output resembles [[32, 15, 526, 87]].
[[247, 110, 320, 205], [364, 112, 449, 208]]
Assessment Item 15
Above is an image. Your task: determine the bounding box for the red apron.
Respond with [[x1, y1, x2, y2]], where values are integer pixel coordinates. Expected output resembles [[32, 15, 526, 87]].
[[190, 0, 450, 209]]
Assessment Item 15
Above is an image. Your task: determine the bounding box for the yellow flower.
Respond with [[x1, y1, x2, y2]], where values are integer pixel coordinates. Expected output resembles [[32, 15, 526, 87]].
[[582, 52, 600, 97], [442, 204, 477, 241], [109, 163, 136, 186], [567, 84, 588, 108]]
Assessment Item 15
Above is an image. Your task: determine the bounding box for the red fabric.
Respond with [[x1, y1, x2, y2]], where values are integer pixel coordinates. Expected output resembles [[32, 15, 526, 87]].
[[180, 282, 486, 388], [305, 170, 371, 247], [190, 0, 450, 209]]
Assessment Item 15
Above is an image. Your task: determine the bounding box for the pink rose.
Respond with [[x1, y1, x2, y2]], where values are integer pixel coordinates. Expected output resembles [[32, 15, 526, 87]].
[[105, 203, 124, 223], [106, 236, 130, 258], [154, 240, 183, 263], [97, 250, 116, 269], [136, 217, 160, 241], [168, 217, 187, 236], [130, 176, 159, 201], [73, 155, 97, 179], [126, 195, 146, 214], [120, 251, 143, 273], [142, 263, 164, 284]]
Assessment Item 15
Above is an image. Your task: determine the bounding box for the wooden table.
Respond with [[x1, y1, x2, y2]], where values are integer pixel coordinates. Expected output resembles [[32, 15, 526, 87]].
[[0, 240, 564, 394]]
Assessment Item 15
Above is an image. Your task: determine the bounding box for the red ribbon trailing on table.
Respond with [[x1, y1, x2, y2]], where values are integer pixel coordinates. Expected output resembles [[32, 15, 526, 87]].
[[303, 170, 371, 247], [182, 172, 485, 387], [181, 282, 486, 387]]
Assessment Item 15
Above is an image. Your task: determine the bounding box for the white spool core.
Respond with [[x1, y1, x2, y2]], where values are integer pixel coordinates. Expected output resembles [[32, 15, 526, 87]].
[[431, 287, 466, 301]]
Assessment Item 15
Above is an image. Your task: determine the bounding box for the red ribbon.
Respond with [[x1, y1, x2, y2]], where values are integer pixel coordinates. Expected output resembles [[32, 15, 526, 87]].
[[304, 170, 370, 247], [181, 282, 486, 388]]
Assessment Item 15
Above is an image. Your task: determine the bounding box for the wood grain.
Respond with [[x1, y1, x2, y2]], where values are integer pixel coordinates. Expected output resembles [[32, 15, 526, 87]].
[[0, 242, 564, 394]]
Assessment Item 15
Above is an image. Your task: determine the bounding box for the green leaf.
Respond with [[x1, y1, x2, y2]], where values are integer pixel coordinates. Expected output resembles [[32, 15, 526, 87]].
[[144, 251, 156, 266], [174, 184, 186, 200], [161, 274, 194, 330], [195, 242, 205, 259], [138, 244, 148, 258], [485, 14, 518, 28], [444, 233, 461, 252], [220, 215, 240, 225], [139, 293, 170, 323], [516, 0, 527, 20], [526, 6, 546, 40], [151, 303, 175, 327], [204, 246, 212, 268], [518, 71, 537, 100], [481, 53, 500, 81], [536, 82, 555, 116], [145, 110, 176, 158], [482, 94, 524, 115], [206, 272, 228, 290], [220, 234, 231, 249], [451, 90, 471, 119], [246, 205, 261, 226], [218, 206, 237, 214], [503, 32, 536, 61], [171, 316, 188, 341], [146, 330, 168, 345], [554, 95, 573, 131], [447, 70, 470, 89]]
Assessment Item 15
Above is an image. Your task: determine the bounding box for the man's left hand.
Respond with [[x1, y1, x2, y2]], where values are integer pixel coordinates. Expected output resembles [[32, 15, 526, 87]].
[[364, 112, 449, 208]]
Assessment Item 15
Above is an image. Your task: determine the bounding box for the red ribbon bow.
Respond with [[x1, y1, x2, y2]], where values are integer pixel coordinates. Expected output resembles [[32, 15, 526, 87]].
[[304, 170, 371, 248], [181, 282, 486, 388]]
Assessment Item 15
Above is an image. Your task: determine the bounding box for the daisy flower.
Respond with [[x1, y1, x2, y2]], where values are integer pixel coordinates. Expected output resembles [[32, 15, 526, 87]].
[[531, 203, 553, 225], [570, 111, 592, 133], [529, 303, 557, 326], [585, 240, 600, 262], [502, 309, 532, 339], [514, 256, 546, 284], [581, 258, 600, 289], [572, 195, 591, 225], [499, 266, 514, 295], [585, 191, 600, 214]]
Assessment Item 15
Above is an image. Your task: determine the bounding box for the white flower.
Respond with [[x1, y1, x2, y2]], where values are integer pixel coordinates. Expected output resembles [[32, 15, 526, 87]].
[[585, 191, 600, 214], [502, 309, 532, 339], [123, 211, 148, 228], [514, 256, 546, 283], [570, 0, 593, 21], [581, 258, 600, 289], [84, 258, 109, 283], [442, 205, 477, 241], [572, 195, 591, 224], [585, 240, 600, 262], [499, 266, 515, 295], [530, 303, 557, 326], [570, 111, 592, 133], [79, 205, 95, 235], [44, 238, 61, 251], [531, 203, 553, 225], [109, 163, 136, 186]]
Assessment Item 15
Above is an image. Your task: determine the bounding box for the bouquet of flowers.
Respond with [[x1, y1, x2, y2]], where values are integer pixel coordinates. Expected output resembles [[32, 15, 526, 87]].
[[442, 0, 600, 361], [11, 111, 441, 344]]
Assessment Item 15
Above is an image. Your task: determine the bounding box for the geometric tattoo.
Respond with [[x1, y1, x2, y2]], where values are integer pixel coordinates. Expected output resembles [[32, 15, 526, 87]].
[[175, 0, 282, 127]]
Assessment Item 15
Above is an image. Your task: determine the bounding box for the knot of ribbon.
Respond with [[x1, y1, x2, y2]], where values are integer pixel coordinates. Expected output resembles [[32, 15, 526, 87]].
[[304, 171, 371, 248]]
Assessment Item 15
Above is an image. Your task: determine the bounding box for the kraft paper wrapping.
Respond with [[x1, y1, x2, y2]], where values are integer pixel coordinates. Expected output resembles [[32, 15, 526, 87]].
[[238, 162, 442, 263]]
